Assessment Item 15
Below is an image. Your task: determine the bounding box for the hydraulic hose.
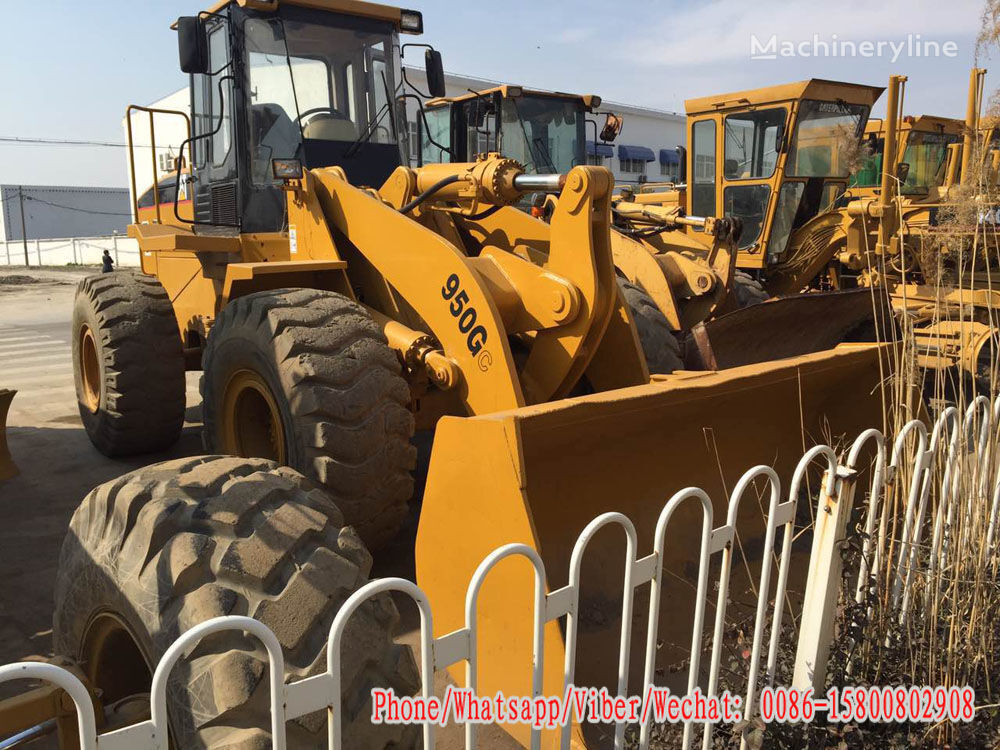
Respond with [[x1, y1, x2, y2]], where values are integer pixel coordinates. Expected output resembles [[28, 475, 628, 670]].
[[399, 174, 462, 214]]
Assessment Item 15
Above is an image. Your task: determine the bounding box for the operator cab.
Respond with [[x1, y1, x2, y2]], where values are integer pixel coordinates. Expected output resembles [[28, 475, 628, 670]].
[[419, 87, 616, 174], [849, 116, 963, 196], [684, 80, 883, 266], [174, 0, 438, 232]]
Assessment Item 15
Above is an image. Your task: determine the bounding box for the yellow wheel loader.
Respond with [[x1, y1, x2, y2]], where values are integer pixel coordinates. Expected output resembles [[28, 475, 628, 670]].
[[417, 85, 747, 373], [416, 84, 888, 376], [2, 2, 891, 748]]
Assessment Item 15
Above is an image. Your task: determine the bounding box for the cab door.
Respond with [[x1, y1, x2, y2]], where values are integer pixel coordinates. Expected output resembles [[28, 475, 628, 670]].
[[189, 17, 238, 225]]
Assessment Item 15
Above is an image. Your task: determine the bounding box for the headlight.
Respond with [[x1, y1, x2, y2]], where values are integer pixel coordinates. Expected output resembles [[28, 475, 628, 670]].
[[271, 158, 303, 180], [400, 10, 423, 34]]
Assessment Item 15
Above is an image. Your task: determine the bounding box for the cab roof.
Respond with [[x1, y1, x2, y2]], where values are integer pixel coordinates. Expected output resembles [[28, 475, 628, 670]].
[[685, 79, 885, 116], [201, 0, 404, 26], [865, 115, 964, 137], [426, 86, 600, 111]]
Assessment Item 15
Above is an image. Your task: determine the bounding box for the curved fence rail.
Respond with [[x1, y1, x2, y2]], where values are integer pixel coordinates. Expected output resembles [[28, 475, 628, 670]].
[[2, 400, 999, 749]]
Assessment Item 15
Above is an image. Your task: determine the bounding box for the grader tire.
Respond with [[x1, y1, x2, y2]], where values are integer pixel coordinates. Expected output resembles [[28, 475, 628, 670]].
[[618, 278, 683, 374], [732, 270, 769, 308], [53, 456, 420, 750], [201, 289, 415, 550], [72, 272, 185, 456]]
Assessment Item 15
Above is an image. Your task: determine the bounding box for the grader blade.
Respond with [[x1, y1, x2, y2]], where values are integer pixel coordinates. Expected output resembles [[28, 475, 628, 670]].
[[690, 288, 896, 370], [416, 344, 890, 748], [0, 390, 16, 481]]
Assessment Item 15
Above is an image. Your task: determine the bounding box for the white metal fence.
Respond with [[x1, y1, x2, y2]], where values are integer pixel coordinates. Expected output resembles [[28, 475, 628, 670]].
[[1, 402, 997, 749], [0, 235, 139, 268]]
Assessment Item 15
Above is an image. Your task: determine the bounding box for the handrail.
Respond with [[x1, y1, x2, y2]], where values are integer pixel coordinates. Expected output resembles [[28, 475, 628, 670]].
[[124, 105, 192, 225]]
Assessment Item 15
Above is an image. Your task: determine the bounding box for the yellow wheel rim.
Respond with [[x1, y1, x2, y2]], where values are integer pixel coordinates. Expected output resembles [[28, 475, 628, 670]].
[[79, 324, 101, 413], [221, 370, 287, 463]]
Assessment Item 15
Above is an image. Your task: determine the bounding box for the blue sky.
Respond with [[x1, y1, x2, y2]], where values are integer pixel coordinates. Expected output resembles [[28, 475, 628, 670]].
[[0, 0, 990, 186]]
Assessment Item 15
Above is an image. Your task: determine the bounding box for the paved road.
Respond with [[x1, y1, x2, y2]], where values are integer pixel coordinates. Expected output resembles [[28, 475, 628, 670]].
[[0, 268, 518, 748], [0, 269, 204, 670]]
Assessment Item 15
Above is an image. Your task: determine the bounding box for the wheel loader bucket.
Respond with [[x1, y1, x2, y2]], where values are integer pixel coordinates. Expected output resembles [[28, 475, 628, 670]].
[[0, 390, 17, 481], [415, 344, 891, 748]]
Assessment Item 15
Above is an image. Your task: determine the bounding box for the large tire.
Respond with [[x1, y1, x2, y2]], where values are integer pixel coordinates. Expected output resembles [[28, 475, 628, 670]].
[[731, 270, 769, 308], [618, 278, 683, 375], [72, 272, 185, 456], [201, 289, 415, 550], [53, 456, 420, 749]]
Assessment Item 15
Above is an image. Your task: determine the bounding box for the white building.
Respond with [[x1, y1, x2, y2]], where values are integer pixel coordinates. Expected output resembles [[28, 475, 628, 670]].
[[130, 68, 687, 204]]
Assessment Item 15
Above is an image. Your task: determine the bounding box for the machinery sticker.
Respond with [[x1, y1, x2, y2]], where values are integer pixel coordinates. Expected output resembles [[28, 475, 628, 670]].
[[289, 225, 298, 254]]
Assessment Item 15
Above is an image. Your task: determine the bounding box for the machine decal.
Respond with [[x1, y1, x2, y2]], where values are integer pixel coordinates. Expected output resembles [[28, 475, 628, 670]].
[[442, 273, 488, 355]]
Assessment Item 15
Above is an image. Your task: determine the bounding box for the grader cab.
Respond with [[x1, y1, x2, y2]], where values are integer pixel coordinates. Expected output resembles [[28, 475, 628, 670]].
[[0, 2, 893, 748]]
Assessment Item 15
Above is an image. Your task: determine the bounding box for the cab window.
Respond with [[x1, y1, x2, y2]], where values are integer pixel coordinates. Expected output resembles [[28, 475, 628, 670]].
[[724, 108, 785, 180]]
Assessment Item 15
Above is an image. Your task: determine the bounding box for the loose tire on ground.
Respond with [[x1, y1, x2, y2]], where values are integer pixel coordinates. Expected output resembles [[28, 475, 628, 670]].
[[53, 456, 420, 749], [72, 272, 185, 457], [201, 289, 416, 550], [731, 270, 769, 308], [618, 278, 683, 374]]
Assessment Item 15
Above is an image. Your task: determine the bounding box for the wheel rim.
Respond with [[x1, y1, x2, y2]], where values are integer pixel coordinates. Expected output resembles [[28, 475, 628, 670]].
[[81, 612, 152, 706], [79, 324, 101, 413], [221, 370, 286, 463]]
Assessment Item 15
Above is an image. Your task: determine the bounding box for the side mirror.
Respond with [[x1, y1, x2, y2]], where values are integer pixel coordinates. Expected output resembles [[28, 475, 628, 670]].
[[676, 145, 687, 183], [177, 17, 209, 75], [600, 113, 623, 143], [896, 162, 910, 184], [425, 49, 446, 98]]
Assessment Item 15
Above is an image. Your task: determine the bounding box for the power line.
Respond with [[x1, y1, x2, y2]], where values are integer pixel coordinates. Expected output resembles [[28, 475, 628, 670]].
[[0, 136, 164, 149], [21, 194, 132, 217]]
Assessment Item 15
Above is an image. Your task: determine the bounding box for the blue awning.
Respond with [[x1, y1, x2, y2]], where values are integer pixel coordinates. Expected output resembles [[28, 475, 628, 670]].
[[586, 140, 614, 158], [659, 148, 680, 165], [617, 144, 655, 162]]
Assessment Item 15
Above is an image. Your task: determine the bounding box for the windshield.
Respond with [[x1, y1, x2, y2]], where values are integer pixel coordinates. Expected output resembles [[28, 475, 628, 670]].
[[500, 95, 585, 173], [787, 100, 869, 178], [420, 105, 452, 163], [243, 10, 406, 186], [899, 131, 958, 193]]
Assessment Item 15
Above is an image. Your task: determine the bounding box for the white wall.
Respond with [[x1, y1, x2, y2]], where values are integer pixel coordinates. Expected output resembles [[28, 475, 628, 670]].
[[0, 235, 139, 268]]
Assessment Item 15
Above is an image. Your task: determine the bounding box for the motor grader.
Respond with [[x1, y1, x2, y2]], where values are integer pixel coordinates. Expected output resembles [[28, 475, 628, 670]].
[[759, 73, 1000, 391], [0, 2, 891, 749], [628, 75, 996, 392]]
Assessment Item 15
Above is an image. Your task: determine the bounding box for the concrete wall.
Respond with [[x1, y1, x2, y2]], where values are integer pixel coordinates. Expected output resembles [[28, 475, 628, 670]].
[[0, 186, 132, 242], [0, 235, 139, 268]]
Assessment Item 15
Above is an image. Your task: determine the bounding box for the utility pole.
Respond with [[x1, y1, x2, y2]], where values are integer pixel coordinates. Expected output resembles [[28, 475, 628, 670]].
[[17, 186, 28, 266]]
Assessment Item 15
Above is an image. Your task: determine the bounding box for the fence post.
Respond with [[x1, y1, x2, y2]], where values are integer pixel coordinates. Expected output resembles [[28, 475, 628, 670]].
[[35, 239, 41, 266], [112, 233, 119, 265], [792, 465, 859, 691]]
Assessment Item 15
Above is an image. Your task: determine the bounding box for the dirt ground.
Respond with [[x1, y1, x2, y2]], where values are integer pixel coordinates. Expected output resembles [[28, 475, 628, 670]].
[[0, 266, 517, 747]]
